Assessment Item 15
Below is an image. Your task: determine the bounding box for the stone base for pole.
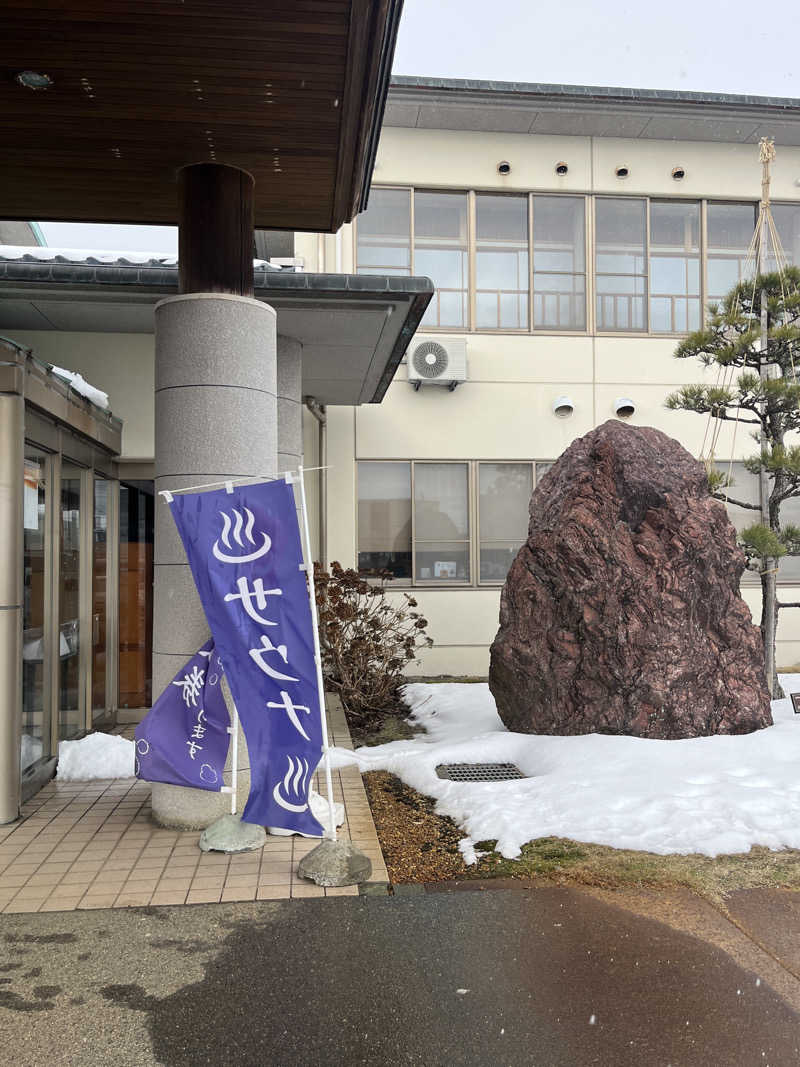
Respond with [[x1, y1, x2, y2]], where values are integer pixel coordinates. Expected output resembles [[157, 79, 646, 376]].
[[296, 839, 372, 887], [199, 813, 266, 854]]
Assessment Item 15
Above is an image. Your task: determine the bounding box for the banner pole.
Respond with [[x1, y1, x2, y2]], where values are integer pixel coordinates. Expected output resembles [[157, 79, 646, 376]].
[[229, 702, 239, 816], [295, 465, 337, 842]]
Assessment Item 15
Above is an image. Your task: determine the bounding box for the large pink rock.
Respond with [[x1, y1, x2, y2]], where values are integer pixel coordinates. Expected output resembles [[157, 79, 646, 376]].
[[489, 421, 772, 738]]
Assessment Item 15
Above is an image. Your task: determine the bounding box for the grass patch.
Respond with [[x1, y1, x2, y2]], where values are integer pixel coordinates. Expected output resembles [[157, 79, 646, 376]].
[[470, 838, 800, 904], [364, 771, 800, 905]]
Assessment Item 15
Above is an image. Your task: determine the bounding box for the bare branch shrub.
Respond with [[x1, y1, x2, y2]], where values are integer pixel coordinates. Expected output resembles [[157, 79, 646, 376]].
[[314, 561, 433, 728]]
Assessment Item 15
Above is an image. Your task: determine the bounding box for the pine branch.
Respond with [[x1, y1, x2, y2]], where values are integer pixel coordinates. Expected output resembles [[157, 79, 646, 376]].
[[711, 492, 760, 510]]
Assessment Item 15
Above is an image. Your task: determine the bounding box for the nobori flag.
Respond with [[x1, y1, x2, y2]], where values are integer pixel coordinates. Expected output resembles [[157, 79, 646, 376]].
[[168, 480, 324, 835], [135, 641, 230, 791]]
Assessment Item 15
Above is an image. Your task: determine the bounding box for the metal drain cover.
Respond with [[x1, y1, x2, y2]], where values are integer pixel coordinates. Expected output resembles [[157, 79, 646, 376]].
[[435, 762, 525, 782]]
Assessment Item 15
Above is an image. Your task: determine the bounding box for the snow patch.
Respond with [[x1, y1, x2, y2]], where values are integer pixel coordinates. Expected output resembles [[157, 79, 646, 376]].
[[56, 732, 135, 781], [331, 675, 800, 859], [50, 366, 109, 410]]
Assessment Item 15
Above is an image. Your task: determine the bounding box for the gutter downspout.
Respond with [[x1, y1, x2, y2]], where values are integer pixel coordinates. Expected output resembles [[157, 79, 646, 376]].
[[304, 397, 327, 568]]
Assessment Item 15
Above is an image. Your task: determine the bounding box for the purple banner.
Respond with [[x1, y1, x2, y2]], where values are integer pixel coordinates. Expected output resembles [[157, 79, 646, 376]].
[[169, 479, 324, 835], [135, 641, 230, 791]]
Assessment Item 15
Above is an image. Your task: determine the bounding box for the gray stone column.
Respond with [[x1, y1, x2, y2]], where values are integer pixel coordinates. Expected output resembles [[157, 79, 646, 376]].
[[0, 389, 23, 825], [151, 293, 276, 829], [277, 335, 302, 475]]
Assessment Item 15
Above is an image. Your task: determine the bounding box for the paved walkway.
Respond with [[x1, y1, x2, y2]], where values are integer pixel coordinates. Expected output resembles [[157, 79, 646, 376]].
[[1, 886, 800, 1066], [0, 700, 387, 913]]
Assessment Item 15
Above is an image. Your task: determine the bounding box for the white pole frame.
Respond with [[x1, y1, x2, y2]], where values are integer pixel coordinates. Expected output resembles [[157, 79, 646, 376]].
[[226, 698, 239, 816], [291, 466, 338, 841]]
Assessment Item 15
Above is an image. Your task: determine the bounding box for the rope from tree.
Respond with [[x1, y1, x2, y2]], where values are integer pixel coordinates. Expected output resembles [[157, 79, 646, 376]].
[[700, 138, 793, 505]]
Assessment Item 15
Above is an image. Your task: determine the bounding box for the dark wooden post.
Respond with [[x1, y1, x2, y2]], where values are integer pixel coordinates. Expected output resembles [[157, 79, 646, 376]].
[[178, 163, 255, 296]]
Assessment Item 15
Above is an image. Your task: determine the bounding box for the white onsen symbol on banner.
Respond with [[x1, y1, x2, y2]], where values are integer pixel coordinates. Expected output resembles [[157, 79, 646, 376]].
[[224, 576, 282, 626], [212, 508, 271, 563], [266, 690, 311, 740], [249, 636, 298, 683], [273, 755, 310, 813]]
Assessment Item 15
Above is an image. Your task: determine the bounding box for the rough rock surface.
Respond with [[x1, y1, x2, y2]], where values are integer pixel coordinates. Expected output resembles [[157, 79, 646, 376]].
[[489, 420, 772, 739]]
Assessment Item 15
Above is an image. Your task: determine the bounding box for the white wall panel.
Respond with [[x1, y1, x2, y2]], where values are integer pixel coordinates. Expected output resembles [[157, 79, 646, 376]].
[[592, 137, 800, 200], [12, 329, 154, 459], [357, 379, 595, 460], [374, 127, 592, 192]]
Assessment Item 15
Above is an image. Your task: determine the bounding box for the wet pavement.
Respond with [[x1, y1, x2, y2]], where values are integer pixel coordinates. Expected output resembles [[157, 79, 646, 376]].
[[2, 886, 800, 1066]]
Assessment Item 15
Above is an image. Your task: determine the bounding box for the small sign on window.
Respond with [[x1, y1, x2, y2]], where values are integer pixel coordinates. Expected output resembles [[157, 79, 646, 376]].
[[434, 561, 457, 579], [24, 463, 40, 530], [791, 692, 800, 715]]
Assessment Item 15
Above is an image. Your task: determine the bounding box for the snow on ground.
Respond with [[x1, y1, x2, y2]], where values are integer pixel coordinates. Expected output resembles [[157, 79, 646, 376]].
[[56, 732, 135, 781], [331, 675, 800, 861]]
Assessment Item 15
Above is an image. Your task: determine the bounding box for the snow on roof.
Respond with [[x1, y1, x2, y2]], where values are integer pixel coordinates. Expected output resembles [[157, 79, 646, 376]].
[[0, 245, 278, 270], [50, 365, 109, 410]]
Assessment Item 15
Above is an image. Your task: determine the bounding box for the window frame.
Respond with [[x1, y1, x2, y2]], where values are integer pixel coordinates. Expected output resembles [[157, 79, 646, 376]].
[[355, 459, 547, 589], [473, 191, 530, 334], [594, 194, 649, 334], [647, 198, 703, 336], [531, 193, 589, 333], [352, 188, 800, 338], [704, 200, 760, 313]]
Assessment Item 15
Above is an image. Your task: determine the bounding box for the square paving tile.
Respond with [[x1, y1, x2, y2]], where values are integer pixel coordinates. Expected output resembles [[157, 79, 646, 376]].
[[0, 700, 387, 913]]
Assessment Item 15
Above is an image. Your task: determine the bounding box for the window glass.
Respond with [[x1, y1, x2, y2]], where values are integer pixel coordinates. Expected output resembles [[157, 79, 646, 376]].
[[475, 194, 528, 329], [649, 201, 701, 333], [415, 191, 469, 328], [779, 491, 800, 581], [706, 203, 757, 308], [479, 463, 533, 581], [92, 477, 108, 719], [357, 462, 412, 579], [595, 198, 647, 331], [721, 462, 760, 585], [355, 188, 411, 274], [59, 463, 83, 740], [771, 204, 800, 269], [119, 481, 154, 710], [414, 463, 469, 581], [22, 450, 49, 771], [533, 196, 586, 329]]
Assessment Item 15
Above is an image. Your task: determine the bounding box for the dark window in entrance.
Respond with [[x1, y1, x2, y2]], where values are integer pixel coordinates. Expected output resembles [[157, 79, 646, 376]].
[[119, 481, 153, 709]]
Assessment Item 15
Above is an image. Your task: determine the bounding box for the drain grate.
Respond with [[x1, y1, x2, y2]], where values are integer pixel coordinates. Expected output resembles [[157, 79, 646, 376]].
[[435, 762, 525, 782]]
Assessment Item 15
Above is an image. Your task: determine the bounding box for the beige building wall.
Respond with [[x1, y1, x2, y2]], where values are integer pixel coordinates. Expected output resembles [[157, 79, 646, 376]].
[[10, 330, 154, 461], [316, 124, 800, 675]]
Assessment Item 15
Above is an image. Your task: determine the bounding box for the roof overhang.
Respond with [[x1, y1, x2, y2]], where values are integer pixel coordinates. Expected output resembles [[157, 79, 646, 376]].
[[386, 76, 800, 145], [0, 251, 433, 405], [0, 0, 403, 231], [0, 336, 122, 455]]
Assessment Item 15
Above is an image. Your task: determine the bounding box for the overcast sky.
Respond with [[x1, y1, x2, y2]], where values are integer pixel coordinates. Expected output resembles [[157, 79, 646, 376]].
[[36, 0, 798, 252], [392, 0, 799, 97]]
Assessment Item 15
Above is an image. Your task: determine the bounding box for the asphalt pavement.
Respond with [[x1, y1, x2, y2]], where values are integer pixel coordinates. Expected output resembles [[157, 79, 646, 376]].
[[2, 885, 799, 1066]]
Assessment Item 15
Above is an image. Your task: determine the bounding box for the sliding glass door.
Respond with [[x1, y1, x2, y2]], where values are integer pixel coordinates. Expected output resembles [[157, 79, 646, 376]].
[[22, 449, 51, 773], [58, 462, 83, 741]]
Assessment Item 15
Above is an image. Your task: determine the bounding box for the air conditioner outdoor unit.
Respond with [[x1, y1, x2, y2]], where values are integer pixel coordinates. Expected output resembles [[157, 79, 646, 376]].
[[407, 338, 468, 391]]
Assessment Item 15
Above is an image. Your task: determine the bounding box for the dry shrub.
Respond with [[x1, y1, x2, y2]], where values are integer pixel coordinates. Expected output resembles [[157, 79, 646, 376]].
[[314, 561, 433, 728]]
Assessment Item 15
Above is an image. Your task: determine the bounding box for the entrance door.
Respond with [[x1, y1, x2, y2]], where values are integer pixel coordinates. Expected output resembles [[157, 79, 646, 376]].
[[92, 475, 109, 720], [59, 461, 84, 740]]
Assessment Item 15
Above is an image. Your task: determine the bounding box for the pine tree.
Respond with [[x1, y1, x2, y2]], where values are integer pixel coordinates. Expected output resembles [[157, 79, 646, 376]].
[[666, 267, 800, 697]]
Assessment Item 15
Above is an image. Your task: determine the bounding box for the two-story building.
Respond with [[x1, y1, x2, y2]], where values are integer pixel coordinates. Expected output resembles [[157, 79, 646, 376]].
[[295, 76, 800, 677], [5, 76, 800, 753]]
